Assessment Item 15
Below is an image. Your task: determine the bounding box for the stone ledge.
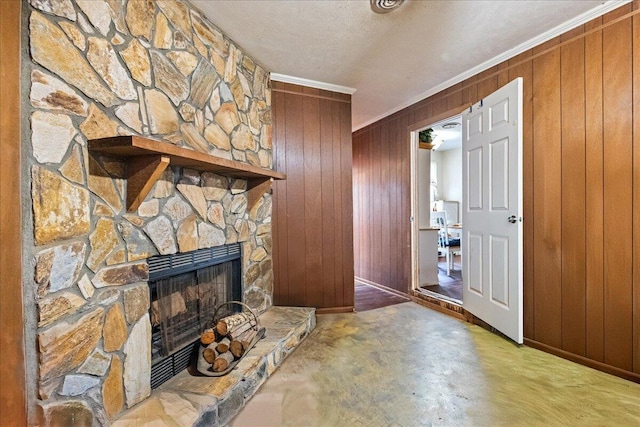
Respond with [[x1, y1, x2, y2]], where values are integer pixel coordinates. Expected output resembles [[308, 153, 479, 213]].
[[112, 306, 316, 427]]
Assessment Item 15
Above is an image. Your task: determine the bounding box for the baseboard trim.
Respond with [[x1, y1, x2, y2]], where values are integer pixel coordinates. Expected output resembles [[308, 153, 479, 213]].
[[355, 276, 410, 299], [315, 306, 354, 314], [524, 338, 640, 384]]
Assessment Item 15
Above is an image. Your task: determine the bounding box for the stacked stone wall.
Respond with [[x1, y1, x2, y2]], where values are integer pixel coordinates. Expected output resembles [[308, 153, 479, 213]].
[[26, 0, 273, 423]]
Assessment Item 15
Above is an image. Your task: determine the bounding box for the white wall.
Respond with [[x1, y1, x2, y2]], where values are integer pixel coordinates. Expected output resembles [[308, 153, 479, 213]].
[[431, 150, 443, 201], [431, 147, 462, 219], [418, 148, 431, 228], [442, 147, 462, 204]]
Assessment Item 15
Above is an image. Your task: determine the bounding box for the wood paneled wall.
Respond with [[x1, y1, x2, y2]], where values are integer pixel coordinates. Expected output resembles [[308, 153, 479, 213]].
[[0, 0, 27, 424], [353, 116, 411, 294], [353, 2, 640, 379], [272, 82, 354, 311]]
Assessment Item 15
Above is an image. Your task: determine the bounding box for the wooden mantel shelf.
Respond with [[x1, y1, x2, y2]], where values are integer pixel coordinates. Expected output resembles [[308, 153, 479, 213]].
[[88, 136, 286, 212]]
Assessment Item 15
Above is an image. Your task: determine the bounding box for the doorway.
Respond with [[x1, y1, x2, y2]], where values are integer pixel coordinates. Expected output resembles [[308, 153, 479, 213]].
[[410, 78, 524, 344], [411, 114, 463, 304]]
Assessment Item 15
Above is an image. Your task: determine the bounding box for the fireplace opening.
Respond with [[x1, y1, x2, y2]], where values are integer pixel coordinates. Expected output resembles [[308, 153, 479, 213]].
[[148, 243, 242, 389]]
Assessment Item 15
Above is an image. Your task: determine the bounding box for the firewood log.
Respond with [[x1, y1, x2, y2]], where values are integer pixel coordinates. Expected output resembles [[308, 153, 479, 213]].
[[234, 328, 258, 351], [200, 329, 215, 346], [215, 312, 255, 335], [203, 347, 217, 364], [212, 351, 234, 372], [216, 337, 231, 354], [229, 340, 244, 359], [227, 321, 256, 340]]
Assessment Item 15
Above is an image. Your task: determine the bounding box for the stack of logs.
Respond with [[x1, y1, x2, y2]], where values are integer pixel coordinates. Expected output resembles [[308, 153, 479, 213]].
[[200, 311, 259, 372]]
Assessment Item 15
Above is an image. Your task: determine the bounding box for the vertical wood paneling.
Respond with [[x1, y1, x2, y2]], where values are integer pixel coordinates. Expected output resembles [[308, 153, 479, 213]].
[[585, 16, 605, 363], [352, 135, 364, 276], [476, 66, 498, 100], [273, 86, 288, 304], [392, 118, 403, 291], [341, 100, 354, 305], [447, 82, 464, 112], [364, 129, 371, 281], [353, 117, 412, 293], [352, 3, 640, 378], [272, 83, 354, 309], [560, 29, 587, 356], [532, 40, 563, 348], [468, 75, 478, 106], [372, 124, 381, 285], [353, 133, 361, 279], [400, 114, 411, 289], [602, 14, 634, 372], [399, 118, 408, 291], [353, 133, 361, 278], [462, 76, 474, 106], [633, 0, 640, 374], [356, 131, 363, 280], [0, 0, 26, 424], [321, 98, 336, 307], [389, 119, 399, 286], [284, 84, 306, 306], [497, 62, 510, 88], [381, 123, 391, 287], [434, 96, 448, 118], [302, 88, 322, 307]]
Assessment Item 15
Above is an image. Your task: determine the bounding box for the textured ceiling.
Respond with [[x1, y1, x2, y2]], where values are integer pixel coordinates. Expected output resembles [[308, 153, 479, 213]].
[[190, 0, 622, 130]]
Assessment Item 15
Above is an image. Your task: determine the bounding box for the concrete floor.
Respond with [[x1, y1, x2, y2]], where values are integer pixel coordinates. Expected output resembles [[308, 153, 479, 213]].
[[230, 302, 640, 427]]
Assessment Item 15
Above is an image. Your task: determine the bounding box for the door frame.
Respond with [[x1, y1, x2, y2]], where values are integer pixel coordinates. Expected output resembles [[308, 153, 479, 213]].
[[409, 106, 471, 294]]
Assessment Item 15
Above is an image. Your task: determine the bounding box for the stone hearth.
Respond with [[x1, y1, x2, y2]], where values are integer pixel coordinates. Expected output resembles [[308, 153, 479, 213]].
[[112, 307, 315, 427]]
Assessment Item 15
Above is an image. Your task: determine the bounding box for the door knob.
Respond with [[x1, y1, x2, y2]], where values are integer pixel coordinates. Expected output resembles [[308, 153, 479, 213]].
[[508, 215, 518, 224]]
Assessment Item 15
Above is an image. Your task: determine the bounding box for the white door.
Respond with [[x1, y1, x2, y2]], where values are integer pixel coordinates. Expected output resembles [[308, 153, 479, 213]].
[[462, 78, 523, 344]]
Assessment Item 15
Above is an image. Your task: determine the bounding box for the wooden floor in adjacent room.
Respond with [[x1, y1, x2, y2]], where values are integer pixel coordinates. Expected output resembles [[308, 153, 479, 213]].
[[354, 280, 410, 312], [421, 255, 463, 301]]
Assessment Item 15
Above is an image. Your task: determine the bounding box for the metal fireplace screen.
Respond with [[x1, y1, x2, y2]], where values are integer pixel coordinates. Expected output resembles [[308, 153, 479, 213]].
[[148, 243, 241, 389]]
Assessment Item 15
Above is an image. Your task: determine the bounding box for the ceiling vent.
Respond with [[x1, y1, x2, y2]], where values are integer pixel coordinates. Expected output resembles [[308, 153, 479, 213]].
[[370, 0, 406, 14], [441, 122, 460, 129]]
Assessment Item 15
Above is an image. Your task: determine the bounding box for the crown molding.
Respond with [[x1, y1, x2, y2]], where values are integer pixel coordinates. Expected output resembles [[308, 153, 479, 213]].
[[270, 73, 357, 95], [353, 0, 631, 131]]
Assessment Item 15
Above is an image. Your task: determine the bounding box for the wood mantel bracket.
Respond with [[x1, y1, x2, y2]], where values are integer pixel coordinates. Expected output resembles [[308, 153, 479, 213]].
[[127, 155, 170, 212], [247, 178, 273, 208], [88, 136, 285, 213]]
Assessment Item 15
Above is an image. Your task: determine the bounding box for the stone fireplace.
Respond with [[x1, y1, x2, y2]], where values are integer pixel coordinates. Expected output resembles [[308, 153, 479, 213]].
[[25, 0, 276, 424], [148, 243, 242, 389]]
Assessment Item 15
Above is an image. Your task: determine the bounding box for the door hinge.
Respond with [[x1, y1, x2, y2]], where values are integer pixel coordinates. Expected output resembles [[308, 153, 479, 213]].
[[470, 99, 484, 113]]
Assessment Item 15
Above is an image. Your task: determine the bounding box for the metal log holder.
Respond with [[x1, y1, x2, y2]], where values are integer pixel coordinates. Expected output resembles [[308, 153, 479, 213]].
[[195, 301, 266, 377]]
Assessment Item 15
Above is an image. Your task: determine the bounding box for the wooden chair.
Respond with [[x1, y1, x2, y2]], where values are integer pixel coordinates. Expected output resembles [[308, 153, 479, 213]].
[[432, 211, 461, 276]]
